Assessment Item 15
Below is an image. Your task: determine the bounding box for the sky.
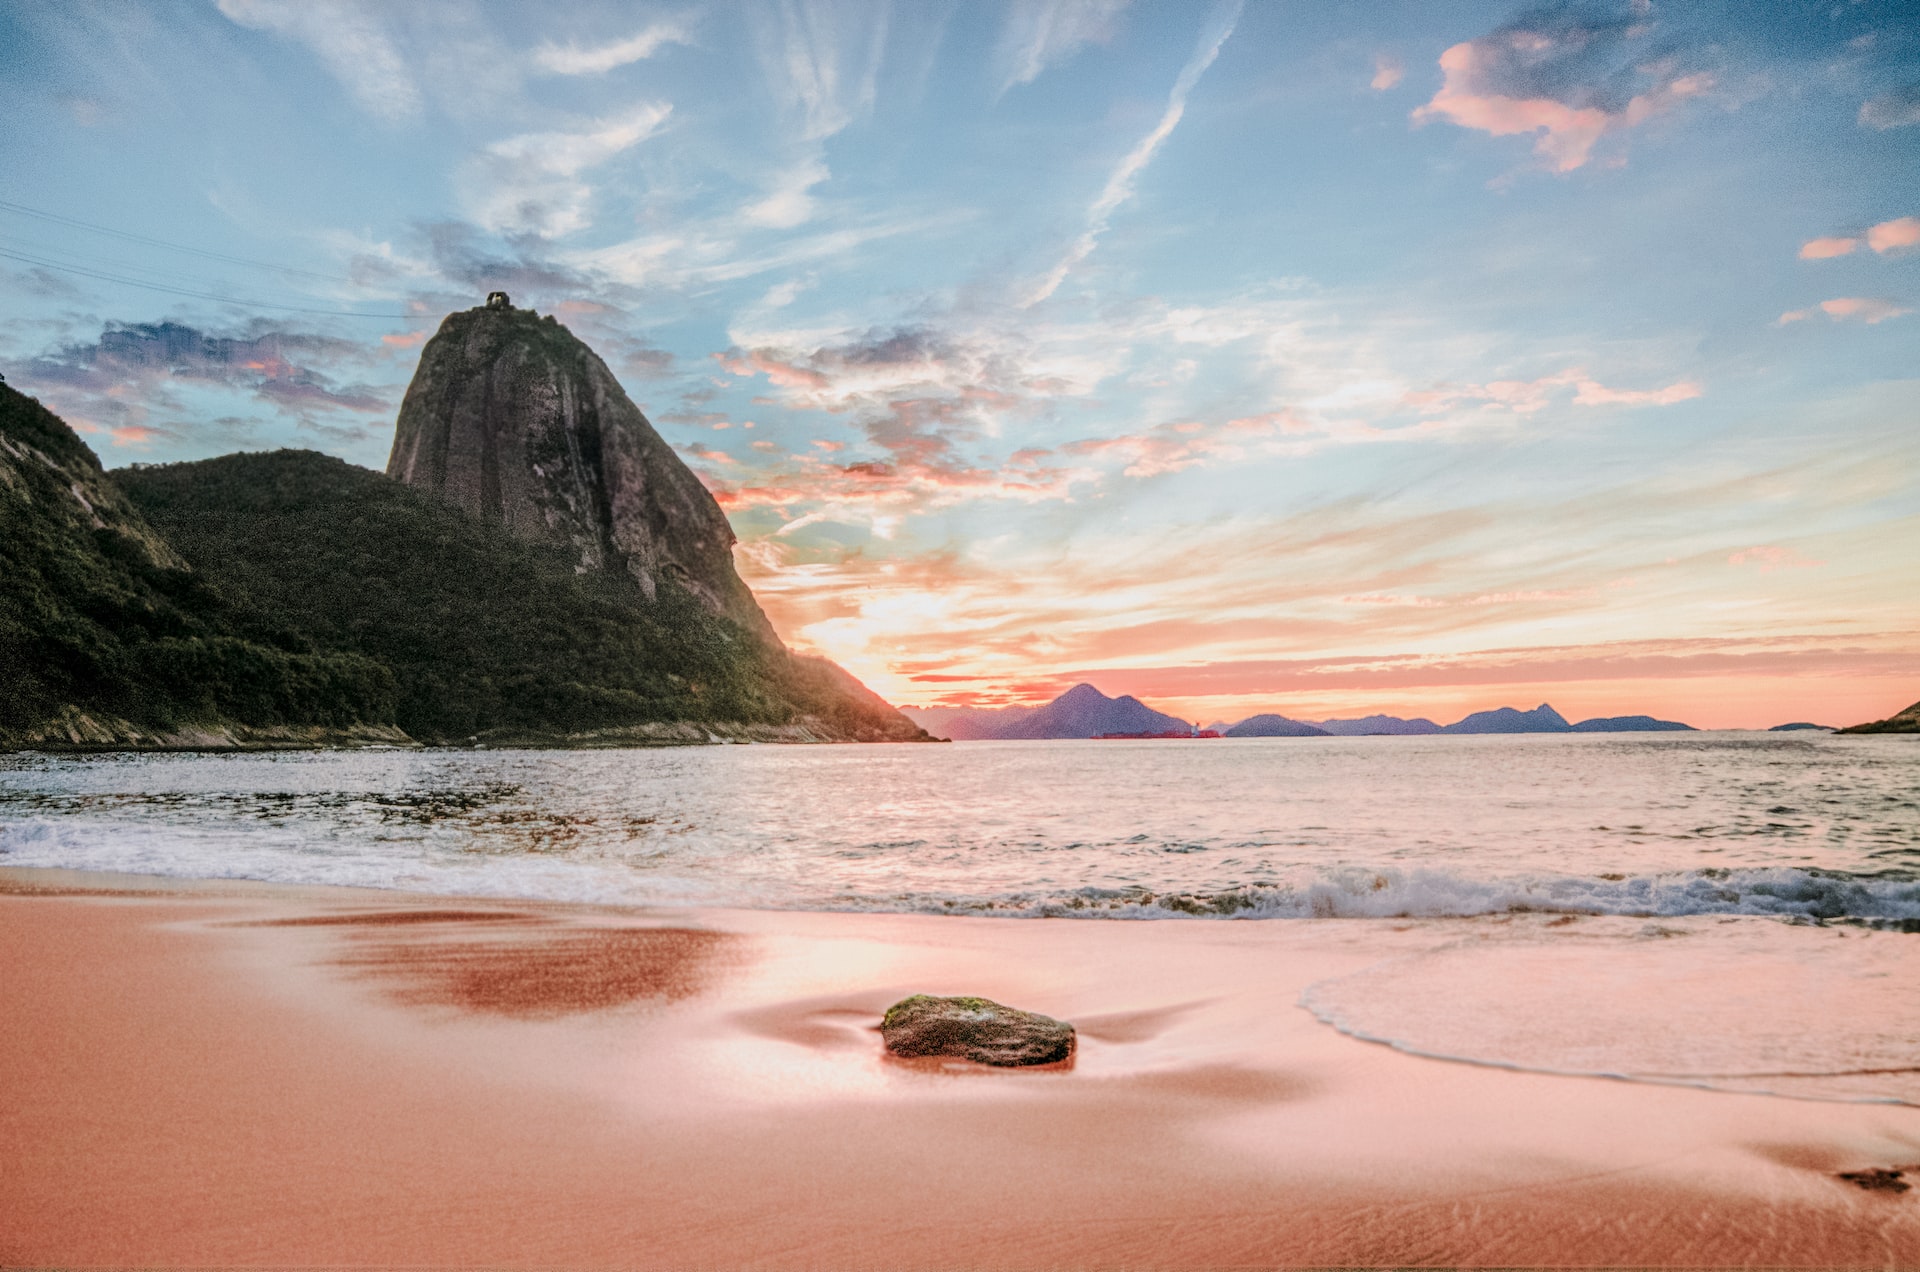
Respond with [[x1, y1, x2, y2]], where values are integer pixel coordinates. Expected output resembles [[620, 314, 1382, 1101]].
[[2, 0, 1917, 729]]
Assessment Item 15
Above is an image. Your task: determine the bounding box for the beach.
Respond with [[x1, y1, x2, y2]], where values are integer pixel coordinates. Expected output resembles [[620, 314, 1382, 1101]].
[[5, 865, 1917, 1268]]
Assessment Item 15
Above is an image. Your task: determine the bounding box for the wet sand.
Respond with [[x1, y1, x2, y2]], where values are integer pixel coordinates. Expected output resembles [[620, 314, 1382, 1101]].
[[3, 865, 1917, 1268]]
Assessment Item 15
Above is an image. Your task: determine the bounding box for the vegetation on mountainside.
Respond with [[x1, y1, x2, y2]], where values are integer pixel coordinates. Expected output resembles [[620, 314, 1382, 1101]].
[[0, 386, 395, 743], [120, 449, 921, 743]]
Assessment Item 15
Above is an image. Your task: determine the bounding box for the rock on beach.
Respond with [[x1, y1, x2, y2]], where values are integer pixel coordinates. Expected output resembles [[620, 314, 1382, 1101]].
[[880, 995, 1075, 1066]]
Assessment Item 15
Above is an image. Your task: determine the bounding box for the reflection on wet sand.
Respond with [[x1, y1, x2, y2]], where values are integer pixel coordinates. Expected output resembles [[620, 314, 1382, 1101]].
[[256, 905, 744, 1017]]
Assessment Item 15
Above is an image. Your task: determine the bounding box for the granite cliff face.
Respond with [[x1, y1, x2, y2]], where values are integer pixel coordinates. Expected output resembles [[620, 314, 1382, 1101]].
[[387, 298, 776, 643]]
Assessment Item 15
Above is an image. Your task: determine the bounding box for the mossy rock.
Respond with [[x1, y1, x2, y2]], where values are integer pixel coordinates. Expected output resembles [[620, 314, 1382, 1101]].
[[880, 994, 1074, 1066]]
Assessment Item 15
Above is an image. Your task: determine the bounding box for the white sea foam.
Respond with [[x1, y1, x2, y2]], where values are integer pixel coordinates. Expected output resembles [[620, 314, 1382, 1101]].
[[4, 816, 1916, 921], [1299, 921, 1920, 1104]]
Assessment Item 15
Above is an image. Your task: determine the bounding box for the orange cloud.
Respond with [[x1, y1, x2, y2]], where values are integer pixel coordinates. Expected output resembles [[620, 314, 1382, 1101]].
[[380, 330, 427, 349], [108, 425, 155, 446]]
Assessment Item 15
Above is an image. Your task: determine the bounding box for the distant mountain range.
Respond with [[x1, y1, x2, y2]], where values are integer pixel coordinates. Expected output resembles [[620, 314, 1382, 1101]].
[[903, 687, 1700, 740]]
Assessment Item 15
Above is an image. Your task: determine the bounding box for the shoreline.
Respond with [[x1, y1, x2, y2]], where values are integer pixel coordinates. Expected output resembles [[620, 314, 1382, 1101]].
[[5, 866, 1918, 1267]]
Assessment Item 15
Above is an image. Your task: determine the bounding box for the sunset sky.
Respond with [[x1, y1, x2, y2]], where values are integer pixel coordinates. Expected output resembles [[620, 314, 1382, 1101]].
[[3, 0, 1917, 728]]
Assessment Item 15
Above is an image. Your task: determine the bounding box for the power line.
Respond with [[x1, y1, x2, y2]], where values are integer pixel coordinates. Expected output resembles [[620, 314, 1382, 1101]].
[[0, 197, 360, 287], [0, 248, 415, 319]]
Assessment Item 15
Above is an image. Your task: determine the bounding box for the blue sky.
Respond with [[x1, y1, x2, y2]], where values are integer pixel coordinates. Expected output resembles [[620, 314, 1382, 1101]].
[[3, 0, 1917, 726]]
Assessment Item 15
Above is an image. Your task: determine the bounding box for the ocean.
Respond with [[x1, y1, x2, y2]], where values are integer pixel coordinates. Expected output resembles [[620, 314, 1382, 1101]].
[[2, 731, 1914, 921], [5, 731, 1919, 1106]]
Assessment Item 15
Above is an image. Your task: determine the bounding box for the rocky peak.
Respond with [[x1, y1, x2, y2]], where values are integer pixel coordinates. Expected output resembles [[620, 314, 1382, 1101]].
[[386, 302, 777, 644]]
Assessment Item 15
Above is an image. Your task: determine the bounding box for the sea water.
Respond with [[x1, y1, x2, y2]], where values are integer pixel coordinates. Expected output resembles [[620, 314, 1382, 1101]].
[[4, 731, 1918, 1105], [2, 731, 1914, 920]]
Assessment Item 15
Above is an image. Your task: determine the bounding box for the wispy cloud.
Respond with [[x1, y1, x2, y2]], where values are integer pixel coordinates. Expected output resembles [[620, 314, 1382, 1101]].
[[217, 0, 421, 120], [1023, 0, 1243, 306], [753, 0, 891, 142], [1404, 368, 1702, 414], [460, 103, 672, 237], [996, 0, 1130, 94], [1860, 83, 1920, 130], [533, 17, 695, 76], [1370, 53, 1404, 91], [1412, 4, 1712, 173]]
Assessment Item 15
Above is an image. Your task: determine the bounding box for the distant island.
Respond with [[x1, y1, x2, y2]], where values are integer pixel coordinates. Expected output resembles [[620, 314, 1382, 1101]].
[[903, 685, 1698, 740], [0, 298, 929, 750]]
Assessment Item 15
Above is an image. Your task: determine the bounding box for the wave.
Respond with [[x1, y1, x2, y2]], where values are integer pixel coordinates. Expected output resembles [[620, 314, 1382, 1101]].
[[826, 864, 1920, 921], [4, 817, 1917, 921]]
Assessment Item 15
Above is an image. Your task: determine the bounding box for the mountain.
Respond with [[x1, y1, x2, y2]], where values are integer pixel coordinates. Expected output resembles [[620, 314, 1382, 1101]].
[[1441, 703, 1574, 734], [899, 703, 1037, 741], [1223, 714, 1330, 738], [388, 295, 775, 643], [1008, 684, 1192, 739], [1769, 722, 1833, 732], [1, 315, 930, 749], [1837, 700, 1920, 734], [1312, 714, 1441, 736], [122, 451, 925, 744], [906, 684, 1191, 740], [0, 384, 398, 748], [1570, 715, 1695, 732]]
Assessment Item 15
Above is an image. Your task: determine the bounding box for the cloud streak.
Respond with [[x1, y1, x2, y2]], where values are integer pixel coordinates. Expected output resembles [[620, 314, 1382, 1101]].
[[533, 18, 694, 75], [996, 0, 1130, 93], [460, 104, 672, 237], [1024, 0, 1242, 305], [217, 0, 421, 120]]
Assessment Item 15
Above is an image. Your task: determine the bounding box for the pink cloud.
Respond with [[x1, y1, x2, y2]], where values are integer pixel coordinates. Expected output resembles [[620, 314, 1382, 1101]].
[[108, 425, 156, 446], [1866, 215, 1920, 254], [1407, 368, 1700, 414], [714, 349, 829, 390], [1798, 215, 1919, 261], [1370, 54, 1404, 91], [1799, 236, 1860, 260], [1570, 379, 1701, 407], [1412, 24, 1710, 172], [1784, 297, 1912, 325], [380, 330, 428, 348]]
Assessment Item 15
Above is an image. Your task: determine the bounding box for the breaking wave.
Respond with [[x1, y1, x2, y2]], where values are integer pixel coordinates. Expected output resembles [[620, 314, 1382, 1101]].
[[3, 813, 1916, 922]]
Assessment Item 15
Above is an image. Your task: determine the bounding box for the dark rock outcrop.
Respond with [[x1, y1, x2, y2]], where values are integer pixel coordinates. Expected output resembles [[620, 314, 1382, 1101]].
[[881, 995, 1075, 1066], [388, 301, 777, 644], [1838, 700, 1920, 734]]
